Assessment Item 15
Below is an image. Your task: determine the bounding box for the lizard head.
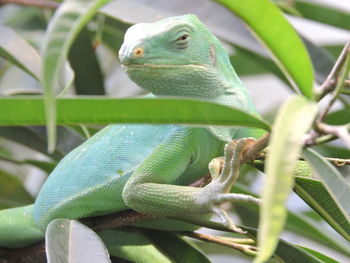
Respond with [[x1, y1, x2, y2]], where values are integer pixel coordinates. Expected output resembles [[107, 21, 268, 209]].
[[119, 14, 240, 98]]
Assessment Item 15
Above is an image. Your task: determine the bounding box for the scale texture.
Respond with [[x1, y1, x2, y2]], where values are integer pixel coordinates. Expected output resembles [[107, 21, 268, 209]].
[[0, 14, 263, 249]]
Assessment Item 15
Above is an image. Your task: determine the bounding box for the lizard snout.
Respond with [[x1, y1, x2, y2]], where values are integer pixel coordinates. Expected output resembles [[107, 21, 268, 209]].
[[119, 44, 144, 65]]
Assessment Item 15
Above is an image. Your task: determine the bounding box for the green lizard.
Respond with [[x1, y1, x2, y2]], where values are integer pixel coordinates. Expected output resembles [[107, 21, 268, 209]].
[[0, 14, 263, 249]]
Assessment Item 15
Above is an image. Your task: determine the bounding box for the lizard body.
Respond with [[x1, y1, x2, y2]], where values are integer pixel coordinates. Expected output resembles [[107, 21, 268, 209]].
[[0, 14, 262, 249]]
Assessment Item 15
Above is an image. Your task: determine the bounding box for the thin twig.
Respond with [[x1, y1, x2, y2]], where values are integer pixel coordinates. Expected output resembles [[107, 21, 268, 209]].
[[310, 133, 336, 146], [182, 231, 258, 256], [325, 157, 350, 167], [317, 43, 350, 123], [303, 42, 350, 147], [0, 0, 59, 9], [316, 42, 350, 101], [255, 150, 350, 166], [318, 123, 350, 149]]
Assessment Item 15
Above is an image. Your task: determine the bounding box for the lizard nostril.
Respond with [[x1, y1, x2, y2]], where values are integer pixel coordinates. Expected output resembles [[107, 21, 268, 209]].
[[133, 47, 144, 57]]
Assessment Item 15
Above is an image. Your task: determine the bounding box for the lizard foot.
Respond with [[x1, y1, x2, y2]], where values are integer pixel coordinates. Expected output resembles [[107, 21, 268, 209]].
[[202, 138, 261, 233]]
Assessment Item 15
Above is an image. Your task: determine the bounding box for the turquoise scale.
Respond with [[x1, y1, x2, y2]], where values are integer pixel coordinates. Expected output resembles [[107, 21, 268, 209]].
[[34, 124, 182, 228]]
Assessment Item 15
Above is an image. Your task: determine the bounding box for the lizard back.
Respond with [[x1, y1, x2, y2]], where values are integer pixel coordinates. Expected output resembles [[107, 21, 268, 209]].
[[34, 124, 182, 228]]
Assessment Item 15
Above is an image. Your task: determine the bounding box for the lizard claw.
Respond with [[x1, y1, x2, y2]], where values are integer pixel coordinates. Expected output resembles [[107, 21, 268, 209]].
[[212, 207, 246, 234]]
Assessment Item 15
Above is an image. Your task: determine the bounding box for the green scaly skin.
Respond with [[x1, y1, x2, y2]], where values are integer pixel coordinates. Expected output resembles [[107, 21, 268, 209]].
[[0, 14, 263, 249]]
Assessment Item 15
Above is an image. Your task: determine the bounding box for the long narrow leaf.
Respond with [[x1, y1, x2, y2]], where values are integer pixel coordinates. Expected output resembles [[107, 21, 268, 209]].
[[41, 0, 110, 152], [68, 28, 105, 95], [215, 0, 314, 99], [246, 227, 338, 263], [0, 126, 85, 160], [256, 95, 317, 263], [233, 184, 350, 256], [292, 0, 350, 31], [295, 176, 350, 243], [0, 152, 56, 174], [302, 38, 335, 84], [99, 229, 172, 263], [298, 246, 340, 263], [142, 229, 211, 263], [0, 97, 271, 130], [0, 169, 34, 209], [0, 25, 41, 79], [302, 148, 350, 224]]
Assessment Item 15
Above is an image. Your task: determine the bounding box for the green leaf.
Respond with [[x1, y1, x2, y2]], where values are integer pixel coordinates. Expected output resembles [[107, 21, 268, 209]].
[[233, 184, 350, 257], [246, 227, 337, 263], [256, 95, 317, 263], [275, 241, 336, 263], [0, 151, 56, 174], [232, 37, 334, 87], [231, 45, 287, 82], [0, 97, 271, 130], [0, 66, 42, 95], [324, 45, 344, 59], [41, 0, 110, 152], [325, 108, 350, 126], [141, 229, 211, 263], [99, 229, 172, 263], [302, 148, 350, 227], [298, 246, 340, 263], [0, 24, 41, 79], [302, 38, 335, 84], [96, 14, 129, 52], [46, 219, 111, 263], [312, 143, 350, 159], [295, 176, 350, 243], [215, 0, 314, 99], [68, 28, 105, 95], [292, 0, 350, 31], [0, 126, 85, 161], [0, 169, 34, 208]]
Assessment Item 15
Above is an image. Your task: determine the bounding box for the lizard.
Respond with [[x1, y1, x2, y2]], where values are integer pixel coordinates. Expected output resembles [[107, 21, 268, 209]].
[[0, 14, 264, 249]]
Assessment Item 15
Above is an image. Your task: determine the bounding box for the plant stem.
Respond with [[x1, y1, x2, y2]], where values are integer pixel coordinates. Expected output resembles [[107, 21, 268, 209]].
[[182, 231, 258, 256]]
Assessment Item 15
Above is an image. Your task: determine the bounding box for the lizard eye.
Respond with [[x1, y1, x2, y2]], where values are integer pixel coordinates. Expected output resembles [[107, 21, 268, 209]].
[[175, 33, 191, 49], [177, 34, 189, 41]]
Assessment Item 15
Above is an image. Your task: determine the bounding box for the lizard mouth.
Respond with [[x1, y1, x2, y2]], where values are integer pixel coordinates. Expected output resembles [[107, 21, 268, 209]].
[[122, 64, 208, 70]]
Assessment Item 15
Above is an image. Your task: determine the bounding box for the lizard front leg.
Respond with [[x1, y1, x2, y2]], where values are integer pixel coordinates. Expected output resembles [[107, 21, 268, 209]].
[[122, 130, 261, 233], [204, 138, 262, 233]]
